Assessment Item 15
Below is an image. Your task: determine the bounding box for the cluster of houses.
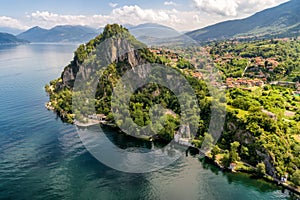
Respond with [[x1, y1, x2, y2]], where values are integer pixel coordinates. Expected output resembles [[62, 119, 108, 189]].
[[225, 78, 265, 89], [253, 57, 279, 69], [150, 48, 179, 63], [191, 71, 203, 80], [214, 53, 234, 65], [213, 50, 281, 79]]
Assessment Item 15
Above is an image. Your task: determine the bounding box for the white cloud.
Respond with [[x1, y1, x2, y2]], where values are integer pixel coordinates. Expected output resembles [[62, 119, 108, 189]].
[[193, 0, 289, 17], [0, 16, 28, 30], [27, 6, 182, 29], [164, 1, 177, 6], [26, 11, 110, 28], [109, 3, 118, 8], [236, 0, 288, 14], [112, 6, 180, 25], [4, 0, 290, 32], [193, 0, 239, 16]]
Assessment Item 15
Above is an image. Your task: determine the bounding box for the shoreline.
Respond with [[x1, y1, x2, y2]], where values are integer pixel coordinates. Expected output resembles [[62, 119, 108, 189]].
[[45, 103, 300, 196], [74, 119, 158, 142], [69, 116, 300, 196], [203, 154, 300, 196], [74, 119, 105, 127]]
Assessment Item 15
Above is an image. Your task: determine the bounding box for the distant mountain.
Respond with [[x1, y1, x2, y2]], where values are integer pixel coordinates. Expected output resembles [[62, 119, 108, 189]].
[[18, 26, 48, 41], [122, 24, 134, 29], [187, 0, 300, 42], [129, 23, 179, 38], [0, 32, 28, 45], [18, 25, 99, 43], [124, 23, 193, 45], [0, 27, 23, 35], [97, 27, 104, 33]]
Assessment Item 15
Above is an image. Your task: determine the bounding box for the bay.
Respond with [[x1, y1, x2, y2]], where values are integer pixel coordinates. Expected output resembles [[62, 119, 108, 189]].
[[0, 44, 293, 200]]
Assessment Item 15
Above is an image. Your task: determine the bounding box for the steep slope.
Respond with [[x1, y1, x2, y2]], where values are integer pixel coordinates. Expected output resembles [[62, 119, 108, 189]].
[[46, 24, 186, 141], [187, 0, 300, 41], [0, 32, 28, 45], [18, 25, 98, 43], [59, 25, 149, 89], [46, 24, 154, 120], [128, 23, 184, 45]]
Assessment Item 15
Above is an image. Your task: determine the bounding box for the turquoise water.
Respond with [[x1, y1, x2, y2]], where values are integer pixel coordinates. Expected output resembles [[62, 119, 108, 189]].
[[0, 44, 293, 199]]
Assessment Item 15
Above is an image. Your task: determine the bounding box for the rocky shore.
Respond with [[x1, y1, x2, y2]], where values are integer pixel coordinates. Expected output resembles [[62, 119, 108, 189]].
[[204, 154, 300, 196]]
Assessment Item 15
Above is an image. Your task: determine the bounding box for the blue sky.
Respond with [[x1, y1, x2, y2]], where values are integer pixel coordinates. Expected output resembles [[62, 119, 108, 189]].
[[0, 0, 289, 31], [0, 0, 190, 16]]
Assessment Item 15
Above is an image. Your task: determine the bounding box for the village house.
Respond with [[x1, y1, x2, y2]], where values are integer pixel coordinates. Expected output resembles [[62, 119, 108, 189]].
[[229, 163, 237, 171], [88, 114, 107, 121], [150, 48, 180, 62], [226, 78, 264, 89], [262, 110, 277, 120], [191, 72, 203, 80]]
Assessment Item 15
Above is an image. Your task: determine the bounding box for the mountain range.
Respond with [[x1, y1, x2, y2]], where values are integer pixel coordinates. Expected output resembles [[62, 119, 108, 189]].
[[17, 25, 99, 43], [0, 27, 23, 35], [15, 23, 181, 45], [186, 0, 300, 42], [0, 32, 28, 45], [130, 23, 183, 38], [1, 0, 300, 44]]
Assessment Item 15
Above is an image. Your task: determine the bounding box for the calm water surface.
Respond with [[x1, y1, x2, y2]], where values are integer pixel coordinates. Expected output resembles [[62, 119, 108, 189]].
[[0, 44, 293, 200]]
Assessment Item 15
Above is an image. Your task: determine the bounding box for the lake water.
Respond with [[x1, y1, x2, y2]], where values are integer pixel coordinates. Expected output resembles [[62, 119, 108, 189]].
[[0, 44, 294, 200]]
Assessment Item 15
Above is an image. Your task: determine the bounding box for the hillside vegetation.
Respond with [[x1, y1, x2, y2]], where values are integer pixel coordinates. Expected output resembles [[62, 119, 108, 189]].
[[209, 39, 300, 81], [46, 24, 300, 187]]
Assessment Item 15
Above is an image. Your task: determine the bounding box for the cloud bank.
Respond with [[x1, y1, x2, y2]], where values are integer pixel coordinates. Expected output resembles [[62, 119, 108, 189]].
[[0, 16, 29, 30], [0, 0, 290, 32], [193, 0, 288, 17], [25, 6, 182, 30]]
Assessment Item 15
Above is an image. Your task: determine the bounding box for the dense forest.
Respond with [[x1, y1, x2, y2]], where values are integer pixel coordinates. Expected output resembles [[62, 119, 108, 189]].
[[46, 24, 300, 187]]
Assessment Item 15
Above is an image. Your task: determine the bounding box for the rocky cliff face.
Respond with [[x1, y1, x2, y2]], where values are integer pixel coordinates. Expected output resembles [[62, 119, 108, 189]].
[[46, 24, 155, 124], [226, 120, 277, 177], [59, 28, 148, 90]]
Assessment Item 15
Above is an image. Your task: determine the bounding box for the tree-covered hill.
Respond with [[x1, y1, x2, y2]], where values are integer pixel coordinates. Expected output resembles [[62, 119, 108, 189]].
[[46, 24, 204, 142], [46, 24, 300, 187]]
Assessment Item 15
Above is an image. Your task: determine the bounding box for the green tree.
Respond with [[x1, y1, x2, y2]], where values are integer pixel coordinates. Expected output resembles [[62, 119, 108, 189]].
[[291, 170, 300, 186], [256, 162, 266, 177], [241, 145, 249, 157], [229, 141, 240, 163], [211, 145, 221, 161], [221, 150, 230, 167]]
